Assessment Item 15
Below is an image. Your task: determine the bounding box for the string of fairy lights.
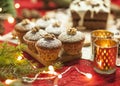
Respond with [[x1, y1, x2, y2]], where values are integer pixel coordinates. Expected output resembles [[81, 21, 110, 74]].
[[22, 65, 92, 85]]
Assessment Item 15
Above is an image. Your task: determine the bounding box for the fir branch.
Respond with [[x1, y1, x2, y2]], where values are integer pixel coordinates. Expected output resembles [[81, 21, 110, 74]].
[[0, 42, 37, 80], [0, 42, 63, 81]]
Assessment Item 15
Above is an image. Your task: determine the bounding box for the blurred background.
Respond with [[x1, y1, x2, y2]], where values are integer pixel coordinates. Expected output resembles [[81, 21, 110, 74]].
[[0, 0, 120, 35]]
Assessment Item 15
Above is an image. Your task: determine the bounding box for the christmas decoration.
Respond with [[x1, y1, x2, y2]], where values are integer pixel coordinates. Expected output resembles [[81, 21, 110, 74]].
[[0, 0, 16, 34], [0, 0, 16, 17], [0, 42, 37, 80], [22, 65, 92, 86], [0, 41, 63, 85]]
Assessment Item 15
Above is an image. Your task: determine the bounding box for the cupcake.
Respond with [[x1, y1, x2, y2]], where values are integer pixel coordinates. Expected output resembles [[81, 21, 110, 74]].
[[45, 21, 67, 37], [14, 19, 35, 43], [23, 26, 47, 53], [46, 9, 71, 26], [58, 28, 85, 55], [35, 15, 55, 29], [35, 34, 62, 66]]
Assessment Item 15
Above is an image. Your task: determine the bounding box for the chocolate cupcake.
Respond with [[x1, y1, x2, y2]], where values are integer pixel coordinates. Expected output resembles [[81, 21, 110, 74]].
[[58, 27, 85, 55], [35, 34, 62, 66], [45, 21, 67, 37], [14, 19, 35, 43], [23, 26, 47, 53]]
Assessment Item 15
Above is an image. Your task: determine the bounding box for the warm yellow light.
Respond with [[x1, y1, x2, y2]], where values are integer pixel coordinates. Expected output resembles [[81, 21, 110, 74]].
[[0, 8, 2, 12], [7, 16, 14, 24], [48, 65, 57, 75], [48, 65, 54, 71], [17, 55, 23, 61], [98, 60, 102, 68], [85, 73, 92, 79], [33, 65, 37, 69], [58, 74, 62, 79], [42, 65, 58, 75], [5, 79, 15, 85], [15, 3, 20, 9]]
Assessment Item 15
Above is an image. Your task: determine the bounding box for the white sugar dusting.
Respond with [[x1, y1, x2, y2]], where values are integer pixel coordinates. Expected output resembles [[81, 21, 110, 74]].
[[45, 24, 66, 35], [58, 31, 85, 43], [15, 22, 35, 31], [36, 38, 62, 49], [35, 18, 55, 28], [24, 29, 47, 41]]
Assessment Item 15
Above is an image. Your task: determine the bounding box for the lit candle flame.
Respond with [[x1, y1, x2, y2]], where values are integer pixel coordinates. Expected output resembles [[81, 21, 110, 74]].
[[98, 61, 102, 68]]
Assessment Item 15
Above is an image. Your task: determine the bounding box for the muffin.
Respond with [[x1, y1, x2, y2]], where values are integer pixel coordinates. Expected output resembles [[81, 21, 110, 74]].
[[14, 19, 35, 43], [35, 34, 62, 66], [35, 15, 55, 29], [58, 28, 85, 55], [23, 26, 47, 53], [46, 9, 71, 26], [45, 21, 67, 37]]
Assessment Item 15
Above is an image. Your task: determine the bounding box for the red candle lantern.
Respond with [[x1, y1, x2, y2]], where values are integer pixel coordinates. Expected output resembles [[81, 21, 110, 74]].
[[93, 39, 118, 74], [91, 30, 114, 60]]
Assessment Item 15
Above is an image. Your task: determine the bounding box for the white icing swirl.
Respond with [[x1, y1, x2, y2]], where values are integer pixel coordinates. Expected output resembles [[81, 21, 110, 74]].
[[58, 31, 85, 43], [70, 0, 110, 13], [24, 29, 47, 41], [36, 38, 62, 49], [70, 0, 110, 26]]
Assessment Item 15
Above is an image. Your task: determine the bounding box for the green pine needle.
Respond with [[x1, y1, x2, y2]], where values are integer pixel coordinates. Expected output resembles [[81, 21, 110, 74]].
[[0, 42, 63, 81], [0, 42, 37, 80]]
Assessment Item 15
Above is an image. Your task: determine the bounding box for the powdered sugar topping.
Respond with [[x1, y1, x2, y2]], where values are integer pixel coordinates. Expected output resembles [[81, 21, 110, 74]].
[[58, 31, 85, 43], [24, 29, 47, 41], [36, 38, 62, 49]]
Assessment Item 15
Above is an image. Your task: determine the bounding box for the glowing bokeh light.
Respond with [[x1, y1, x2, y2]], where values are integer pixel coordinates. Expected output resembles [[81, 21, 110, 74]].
[[0, 8, 2, 12], [15, 3, 20, 9], [7, 16, 14, 24], [85, 73, 92, 79]]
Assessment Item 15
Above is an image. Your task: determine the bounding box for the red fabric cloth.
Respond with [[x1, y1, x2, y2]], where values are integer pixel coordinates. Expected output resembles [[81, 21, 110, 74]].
[[0, 41, 120, 86], [3, 20, 15, 35], [23, 52, 120, 86], [112, 0, 120, 6]]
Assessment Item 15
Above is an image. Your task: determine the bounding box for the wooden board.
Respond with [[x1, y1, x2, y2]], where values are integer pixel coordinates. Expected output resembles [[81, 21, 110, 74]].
[[24, 47, 82, 65]]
